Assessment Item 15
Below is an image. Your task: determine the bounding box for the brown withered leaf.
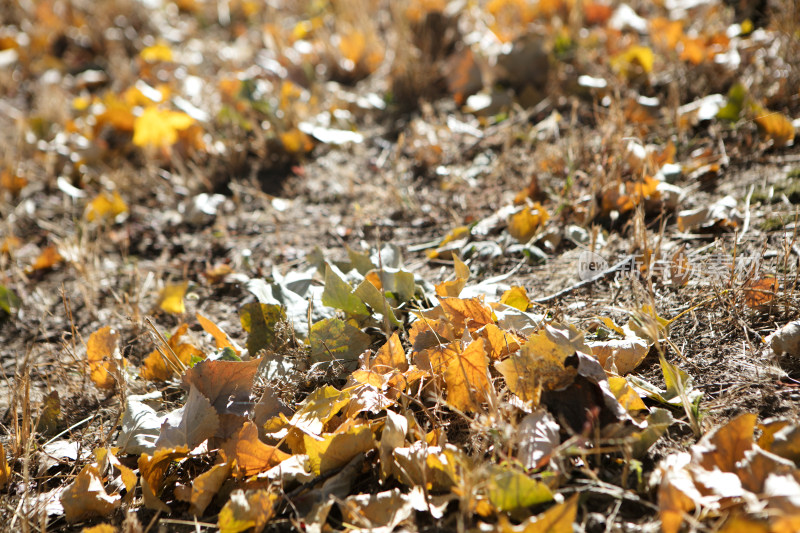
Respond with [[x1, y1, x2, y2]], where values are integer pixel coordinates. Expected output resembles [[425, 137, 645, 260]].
[[61, 465, 120, 522], [694, 413, 757, 473], [182, 358, 261, 416], [86, 326, 122, 390], [222, 421, 290, 476], [340, 488, 415, 531], [155, 385, 220, 450]]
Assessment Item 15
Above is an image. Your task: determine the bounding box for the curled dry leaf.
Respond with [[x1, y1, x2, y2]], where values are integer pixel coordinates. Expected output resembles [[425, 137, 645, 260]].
[[516, 409, 560, 470], [61, 465, 120, 522], [155, 385, 220, 451], [587, 337, 650, 375]]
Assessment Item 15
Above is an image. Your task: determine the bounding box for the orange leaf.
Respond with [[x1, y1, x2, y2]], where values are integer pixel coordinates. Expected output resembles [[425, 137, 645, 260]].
[[0, 169, 27, 197], [222, 422, 290, 476], [141, 323, 204, 381], [744, 277, 778, 307], [85, 191, 128, 223], [197, 312, 240, 355], [189, 462, 232, 516], [372, 332, 408, 373], [139, 447, 189, 512], [507, 203, 549, 243], [86, 326, 122, 390], [440, 297, 494, 334], [30, 245, 63, 271], [482, 324, 521, 360], [0, 443, 9, 490], [442, 339, 492, 412], [755, 111, 795, 148]]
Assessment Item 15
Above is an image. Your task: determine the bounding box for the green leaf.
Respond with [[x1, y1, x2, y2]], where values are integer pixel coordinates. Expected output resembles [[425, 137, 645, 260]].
[[309, 318, 371, 369], [321, 265, 369, 316], [717, 83, 747, 122], [629, 408, 674, 457], [353, 280, 401, 326], [0, 284, 21, 315], [239, 303, 286, 355], [487, 465, 553, 514]]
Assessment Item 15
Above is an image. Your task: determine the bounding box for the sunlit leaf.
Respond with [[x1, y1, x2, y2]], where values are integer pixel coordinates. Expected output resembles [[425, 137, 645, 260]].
[[435, 254, 470, 297], [322, 265, 369, 316], [516, 409, 560, 469], [189, 462, 231, 516], [611, 45, 654, 76], [755, 110, 795, 148], [156, 385, 220, 450], [133, 106, 195, 149], [497, 494, 578, 533], [486, 464, 553, 513], [158, 282, 188, 314], [218, 489, 278, 533], [85, 191, 128, 223], [86, 326, 122, 390], [181, 358, 261, 415], [482, 324, 522, 360], [305, 423, 375, 475], [744, 276, 778, 308], [309, 317, 371, 369], [607, 376, 647, 412], [440, 297, 494, 334], [30, 245, 63, 271], [197, 312, 240, 355], [61, 465, 120, 522], [507, 203, 549, 243], [372, 332, 408, 373], [140, 42, 173, 62], [279, 128, 313, 153], [141, 323, 204, 381], [500, 286, 530, 311], [138, 446, 189, 512], [0, 169, 27, 197], [441, 339, 492, 412], [221, 422, 290, 476]]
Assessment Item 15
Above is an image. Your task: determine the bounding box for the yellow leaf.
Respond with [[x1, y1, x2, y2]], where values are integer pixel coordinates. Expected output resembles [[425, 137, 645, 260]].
[[61, 465, 121, 522], [86, 326, 122, 390], [85, 191, 128, 223], [140, 42, 173, 62], [496, 325, 583, 404], [497, 493, 578, 533], [304, 423, 375, 475], [427, 225, 470, 259], [372, 331, 408, 373], [482, 324, 521, 360], [0, 443, 10, 490], [755, 111, 795, 148], [189, 462, 232, 516], [133, 106, 195, 149], [159, 282, 188, 314], [508, 203, 549, 243], [500, 286, 530, 311], [607, 376, 648, 412], [81, 524, 117, 533], [139, 446, 189, 512], [440, 296, 494, 334], [279, 128, 313, 153], [611, 45, 654, 76], [435, 254, 470, 297], [218, 489, 278, 533], [141, 323, 204, 381]]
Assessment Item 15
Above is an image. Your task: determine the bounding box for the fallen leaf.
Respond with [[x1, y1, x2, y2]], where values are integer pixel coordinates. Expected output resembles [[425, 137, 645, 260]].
[[305, 423, 375, 475], [500, 286, 530, 311], [322, 264, 369, 316], [222, 422, 290, 476], [133, 106, 195, 149], [516, 409, 560, 469], [487, 464, 553, 513], [588, 337, 650, 375], [309, 317, 371, 369], [611, 45, 654, 76], [238, 302, 285, 355], [30, 245, 63, 272], [0, 169, 27, 197], [182, 358, 261, 416], [340, 488, 414, 531], [481, 323, 522, 360], [217, 489, 278, 533], [435, 255, 470, 297], [158, 282, 188, 314], [768, 321, 800, 356], [116, 392, 163, 455], [81, 524, 117, 533], [743, 276, 778, 308], [85, 191, 128, 223], [497, 493, 578, 533], [141, 323, 204, 381], [155, 385, 220, 450], [496, 325, 585, 404], [607, 376, 648, 412], [140, 42, 173, 62], [86, 326, 122, 390], [507, 203, 549, 243], [440, 339, 492, 412], [372, 331, 408, 373], [61, 465, 120, 522], [755, 110, 795, 148], [197, 312, 240, 355], [440, 297, 494, 334], [0, 284, 21, 315], [138, 446, 189, 512]]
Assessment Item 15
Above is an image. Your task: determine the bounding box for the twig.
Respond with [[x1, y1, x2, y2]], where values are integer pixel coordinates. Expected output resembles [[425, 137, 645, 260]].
[[533, 255, 635, 304]]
